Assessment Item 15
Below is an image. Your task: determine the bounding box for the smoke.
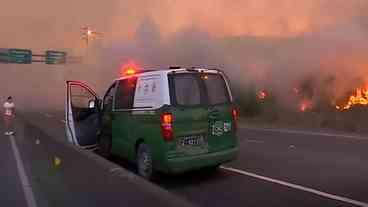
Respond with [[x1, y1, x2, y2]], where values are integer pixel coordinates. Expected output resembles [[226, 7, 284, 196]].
[[1, 0, 368, 111], [102, 0, 368, 108]]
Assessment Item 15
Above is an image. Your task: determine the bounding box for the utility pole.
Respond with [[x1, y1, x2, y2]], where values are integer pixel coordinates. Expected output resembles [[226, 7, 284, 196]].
[[81, 26, 103, 58]]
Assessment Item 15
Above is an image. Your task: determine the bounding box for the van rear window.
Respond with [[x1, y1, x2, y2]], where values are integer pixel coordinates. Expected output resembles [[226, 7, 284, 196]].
[[202, 74, 230, 105], [172, 74, 201, 106], [170, 73, 230, 106]]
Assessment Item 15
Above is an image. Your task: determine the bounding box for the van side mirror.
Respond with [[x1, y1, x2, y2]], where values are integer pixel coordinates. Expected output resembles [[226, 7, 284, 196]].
[[88, 99, 96, 109]]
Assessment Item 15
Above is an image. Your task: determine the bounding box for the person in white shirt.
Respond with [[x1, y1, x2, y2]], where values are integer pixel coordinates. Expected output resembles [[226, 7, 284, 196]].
[[3, 96, 15, 135]]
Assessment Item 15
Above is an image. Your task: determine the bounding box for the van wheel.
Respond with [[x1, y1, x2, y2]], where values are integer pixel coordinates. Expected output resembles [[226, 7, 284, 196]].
[[208, 165, 220, 171], [98, 133, 111, 159], [202, 165, 220, 174], [137, 143, 153, 180]]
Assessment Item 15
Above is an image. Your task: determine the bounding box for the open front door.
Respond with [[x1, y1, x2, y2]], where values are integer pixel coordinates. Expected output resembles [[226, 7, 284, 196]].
[[66, 81, 100, 149]]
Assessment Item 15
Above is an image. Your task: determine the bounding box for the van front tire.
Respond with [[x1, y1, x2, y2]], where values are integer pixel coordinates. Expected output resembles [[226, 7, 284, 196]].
[[137, 143, 154, 180]]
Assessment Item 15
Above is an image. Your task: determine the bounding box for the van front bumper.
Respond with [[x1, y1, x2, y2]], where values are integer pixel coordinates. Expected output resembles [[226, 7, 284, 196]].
[[165, 147, 239, 174]]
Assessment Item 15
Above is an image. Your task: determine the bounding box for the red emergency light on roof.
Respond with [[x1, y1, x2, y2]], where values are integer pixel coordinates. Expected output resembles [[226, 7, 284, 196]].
[[125, 68, 136, 75], [120, 61, 141, 76]]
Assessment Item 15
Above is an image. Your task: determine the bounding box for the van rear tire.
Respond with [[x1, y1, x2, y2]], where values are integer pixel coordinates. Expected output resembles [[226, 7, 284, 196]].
[[207, 165, 220, 172], [98, 134, 112, 159], [200, 165, 220, 174], [137, 143, 154, 180]]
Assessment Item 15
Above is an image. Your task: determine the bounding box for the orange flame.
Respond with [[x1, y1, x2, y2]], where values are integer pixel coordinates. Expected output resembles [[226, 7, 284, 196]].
[[257, 90, 267, 101], [293, 87, 300, 95], [299, 99, 313, 112], [336, 85, 368, 110]]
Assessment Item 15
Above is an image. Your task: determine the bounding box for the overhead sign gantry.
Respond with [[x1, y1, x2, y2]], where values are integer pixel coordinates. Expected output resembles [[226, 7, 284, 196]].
[[0, 48, 67, 64]]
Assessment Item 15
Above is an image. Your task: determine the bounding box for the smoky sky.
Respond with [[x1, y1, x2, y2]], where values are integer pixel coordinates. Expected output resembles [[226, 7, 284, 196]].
[[0, 0, 368, 110]]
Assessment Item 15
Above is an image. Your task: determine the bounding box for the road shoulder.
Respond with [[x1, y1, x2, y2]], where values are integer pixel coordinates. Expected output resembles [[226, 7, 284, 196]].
[[15, 115, 196, 207]]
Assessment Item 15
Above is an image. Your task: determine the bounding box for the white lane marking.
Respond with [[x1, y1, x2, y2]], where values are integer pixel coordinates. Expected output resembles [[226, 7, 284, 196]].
[[242, 127, 368, 140], [44, 113, 53, 118], [221, 166, 368, 207], [245, 139, 265, 144], [60, 120, 66, 123], [109, 168, 121, 173], [9, 135, 37, 207]]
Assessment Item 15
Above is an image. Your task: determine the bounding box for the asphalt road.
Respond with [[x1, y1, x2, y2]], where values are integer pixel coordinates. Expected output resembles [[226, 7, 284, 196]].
[[4, 111, 368, 207], [0, 126, 27, 207], [1, 114, 194, 207]]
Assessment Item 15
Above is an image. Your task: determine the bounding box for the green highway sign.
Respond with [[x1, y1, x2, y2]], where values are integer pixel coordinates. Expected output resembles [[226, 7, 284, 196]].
[[45, 50, 66, 64], [0, 49, 9, 63], [10, 49, 32, 64], [0, 48, 68, 64], [0, 48, 32, 64]]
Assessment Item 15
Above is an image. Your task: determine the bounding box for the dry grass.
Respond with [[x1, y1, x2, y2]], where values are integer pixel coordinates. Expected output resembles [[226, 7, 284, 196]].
[[234, 86, 368, 135], [240, 106, 368, 135]]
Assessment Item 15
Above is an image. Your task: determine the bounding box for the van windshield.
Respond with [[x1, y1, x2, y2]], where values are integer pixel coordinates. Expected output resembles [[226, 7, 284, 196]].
[[170, 73, 230, 106]]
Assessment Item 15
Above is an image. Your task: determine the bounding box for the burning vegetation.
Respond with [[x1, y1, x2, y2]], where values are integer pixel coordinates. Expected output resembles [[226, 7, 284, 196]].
[[239, 79, 368, 134], [336, 84, 368, 110], [257, 90, 268, 101], [255, 79, 368, 113], [299, 99, 313, 112]]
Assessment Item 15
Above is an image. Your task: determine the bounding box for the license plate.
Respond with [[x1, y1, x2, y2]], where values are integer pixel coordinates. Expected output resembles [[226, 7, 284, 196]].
[[177, 135, 208, 155], [178, 135, 206, 147]]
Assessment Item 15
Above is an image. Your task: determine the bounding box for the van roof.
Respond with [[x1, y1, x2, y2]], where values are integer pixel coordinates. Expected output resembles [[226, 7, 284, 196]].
[[115, 67, 223, 81]]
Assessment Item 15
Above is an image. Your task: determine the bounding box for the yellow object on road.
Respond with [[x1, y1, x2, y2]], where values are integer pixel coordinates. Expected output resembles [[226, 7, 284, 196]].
[[53, 157, 61, 167]]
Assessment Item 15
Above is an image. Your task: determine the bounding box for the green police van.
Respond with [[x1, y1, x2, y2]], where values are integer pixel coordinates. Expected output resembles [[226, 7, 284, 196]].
[[65, 67, 239, 179]]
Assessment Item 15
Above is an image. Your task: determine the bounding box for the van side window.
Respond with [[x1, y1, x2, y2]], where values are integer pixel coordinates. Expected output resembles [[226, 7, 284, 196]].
[[172, 74, 201, 106], [70, 85, 96, 109], [103, 83, 116, 112], [115, 77, 138, 109]]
